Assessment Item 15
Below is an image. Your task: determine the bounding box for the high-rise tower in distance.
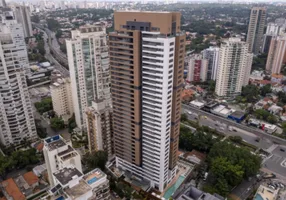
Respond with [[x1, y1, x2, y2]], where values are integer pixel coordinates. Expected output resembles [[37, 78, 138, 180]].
[[215, 38, 253, 97], [266, 36, 286, 74], [246, 7, 266, 54], [11, 5, 33, 38], [0, 12, 37, 146], [109, 11, 185, 192], [0, 0, 6, 8]]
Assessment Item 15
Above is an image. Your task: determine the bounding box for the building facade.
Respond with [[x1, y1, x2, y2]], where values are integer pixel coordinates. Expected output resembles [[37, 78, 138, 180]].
[[202, 46, 220, 80], [86, 101, 113, 157], [215, 38, 253, 97], [11, 5, 33, 38], [187, 54, 208, 82], [44, 136, 110, 200], [246, 7, 266, 54], [266, 23, 281, 35], [49, 167, 110, 200], [0, 13, 37, 146], [66, 25, 110, 130], [109, 11, 185, 192], [266, 36, 286, 74], [50, 75, 73, 122], [262, 34, 274, 54], [43, 135, 82, 187]]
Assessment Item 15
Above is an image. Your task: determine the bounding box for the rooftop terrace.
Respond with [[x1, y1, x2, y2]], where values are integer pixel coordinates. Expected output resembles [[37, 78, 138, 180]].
[[83, 168, 105, 186], [45, 135, 67, 151], [64, 180, 92, 199], [53, 167, 83, 186]]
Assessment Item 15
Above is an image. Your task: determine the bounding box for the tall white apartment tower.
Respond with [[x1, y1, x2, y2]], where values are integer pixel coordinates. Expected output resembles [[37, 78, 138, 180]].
[[215, 38, 253, 97], [109, 11, 185, 192], [0, 0, 6, 8], [66, 25, 111, 131], [0, 13, 37, 146], [246, 7, 266, 54], [11, 5, 33, 38], [202, 46, 220, 80]]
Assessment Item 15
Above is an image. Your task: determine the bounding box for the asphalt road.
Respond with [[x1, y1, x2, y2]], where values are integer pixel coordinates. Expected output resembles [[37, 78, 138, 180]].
[[182, 105, 274, 150], [182, 104, 286, 180], [263, 145, 286, 177], [182, 104, 286, 146], [41, 30, 70, 77]]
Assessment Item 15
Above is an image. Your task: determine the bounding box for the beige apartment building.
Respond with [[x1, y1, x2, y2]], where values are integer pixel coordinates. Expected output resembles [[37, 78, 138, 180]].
[[266, 36, 286, 74], [86, 101, 113, 158], [109, 11, 185, 192], [215, 38, 253, 97], [246, 7, 266, 54], [50, 75, 74, 122]]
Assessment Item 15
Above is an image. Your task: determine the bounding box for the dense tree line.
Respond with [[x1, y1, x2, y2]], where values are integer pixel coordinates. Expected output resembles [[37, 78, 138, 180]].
[[237, 84, 272, 104], [206, 142, 261, 196], [179, 117, 261, 196], [34, 98, 53, 114], [0, 149, 40, 179], [179, 125, 221, 153], [83, 151, 108, 171]]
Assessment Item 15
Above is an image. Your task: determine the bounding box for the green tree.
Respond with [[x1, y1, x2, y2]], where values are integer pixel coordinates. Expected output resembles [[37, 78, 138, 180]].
[[55, 30, 62, 39], [254, 109, 270, 120], [179, 126, 220, 153], [68, 114, 77, 133], [0, 155, 12, 178], [260, 84, 272, 96], [34, 98, 53, 114], [181, 113, 188, 122], [229, 136, 242, 143], [241, 85, 260, 103], [207, 142, 261, 196], [252, 53, 267, 71], [83, 151, 108, 171], [267, 115, 277, 124], [50, 117, 65, 130], [47, 18, 61, 31], [277, 91, 286, 104], [208, 142, 261, 178]]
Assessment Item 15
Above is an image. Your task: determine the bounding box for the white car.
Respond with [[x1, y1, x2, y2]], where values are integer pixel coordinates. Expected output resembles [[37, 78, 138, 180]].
[[188, 111, 193, 115]]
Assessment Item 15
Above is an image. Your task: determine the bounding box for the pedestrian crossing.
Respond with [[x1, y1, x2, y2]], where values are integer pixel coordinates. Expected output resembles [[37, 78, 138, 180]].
[[266, 144, 278, 153]]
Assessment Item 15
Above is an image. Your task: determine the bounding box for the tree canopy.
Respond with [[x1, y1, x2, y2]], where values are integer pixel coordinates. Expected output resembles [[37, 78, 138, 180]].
[[50, 117, 65, 130], [254, 109, 277, 124], [0, 149, 40, 178], [207, 142, 261, 196], [34, 98, 53, 114], [252, 53, 267, 71], [240, 85, 260, 103], [179, 125, 220, 153], [260, 84, 272, 97], [83, 151, 108, 171]]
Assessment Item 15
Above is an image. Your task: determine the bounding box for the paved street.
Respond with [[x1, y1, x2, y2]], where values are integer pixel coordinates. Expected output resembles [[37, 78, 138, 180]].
[[263, 145, 286, 177], [182, 104, 286, 180], [42, 30, 70, 77], [182, 105, 274, 150], [182, 104, 286, 146]]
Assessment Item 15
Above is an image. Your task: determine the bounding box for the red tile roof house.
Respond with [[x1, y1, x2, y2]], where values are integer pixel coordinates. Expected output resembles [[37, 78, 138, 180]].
[[1, 178, 25, 200]]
